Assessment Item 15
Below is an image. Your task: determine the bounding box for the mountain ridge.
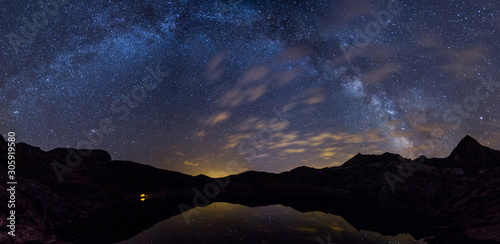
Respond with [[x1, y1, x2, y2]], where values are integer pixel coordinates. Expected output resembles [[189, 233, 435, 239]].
[[1, 134, 500, 243]]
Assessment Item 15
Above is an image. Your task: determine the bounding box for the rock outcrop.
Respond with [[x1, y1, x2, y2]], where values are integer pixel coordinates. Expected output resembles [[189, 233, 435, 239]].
[[0, 137, 209, 243]]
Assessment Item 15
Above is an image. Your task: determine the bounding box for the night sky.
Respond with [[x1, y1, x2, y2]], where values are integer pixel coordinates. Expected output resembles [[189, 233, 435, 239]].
[[1, 0, 500, 177]]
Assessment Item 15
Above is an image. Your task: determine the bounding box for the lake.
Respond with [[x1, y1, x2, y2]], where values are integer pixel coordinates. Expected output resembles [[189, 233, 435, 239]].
[[117, 202, 426, 244]]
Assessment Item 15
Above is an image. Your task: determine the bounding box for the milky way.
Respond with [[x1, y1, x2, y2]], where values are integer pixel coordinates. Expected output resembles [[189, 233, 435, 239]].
[[1, 0, 500, 177]]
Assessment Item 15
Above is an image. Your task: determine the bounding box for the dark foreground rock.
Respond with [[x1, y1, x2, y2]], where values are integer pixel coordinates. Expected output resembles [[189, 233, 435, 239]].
[[0, 135, 210, 243]]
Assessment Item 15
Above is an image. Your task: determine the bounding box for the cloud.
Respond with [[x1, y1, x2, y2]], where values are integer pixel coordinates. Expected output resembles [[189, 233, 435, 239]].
[[219, 88, 245, 107], [308, 131, 381, 147], [390, 130, 412, 138], [343, 134, 364, 143], [206, 51, 226, 81], [441, 46, 490, 78], [224, 133, 253, 149], [237, 116, 289, 132], [413, 124, 446, 136], [320, 151, 335, 159], [478, 131, 500, 147], [319, 147, 343, 152], [282, 148, 306, 153], [417, 32, 441, 47], [218, 85, 268, 107], [303, 95, 324, 105], [386, 120, 402, 126], [297, 88, 326, 105], [238, 66, 269, 85], [183, 161, 199, 167], [268, 132, 309, 149], [308, 132, 344, 146], [364, 129, 388, 142], [272, 46, 310, 66], [245, 85, 267, 102], [282, 102, 298, 112], [360, 64, 400, 84], [320, 0, 376, 34], [205, 111, 230, 126], [255, 154, 269, 158], [195, 130, 207, 138], [237, 117, 261, 131], [271, 67, 302, 87]]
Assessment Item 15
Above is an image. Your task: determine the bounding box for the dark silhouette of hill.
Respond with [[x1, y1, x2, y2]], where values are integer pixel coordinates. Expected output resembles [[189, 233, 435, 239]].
[[340, 152, 404, 167], [1, 134, 499, 243], [0, 136, 210, 243], [444, 135, 500, 171]]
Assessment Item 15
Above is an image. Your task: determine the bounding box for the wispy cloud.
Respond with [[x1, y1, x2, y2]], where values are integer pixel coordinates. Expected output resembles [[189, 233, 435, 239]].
[[282, 148, 307, 153], [224, 133, 253, 149], [205, 51, 226, 81], [238, 66, 269, 85], [218, 85, 268, 107], [297, 88, 326, 105], [205, 111, 231, 126], [320, 151, 335, 159], [441, 46, 490, 78], [361, 64, 401, 84], [268, 132, 309, 149], [237, 116, 289, 132], [183, 161, 199, 167], [195, 130, 207, 138]]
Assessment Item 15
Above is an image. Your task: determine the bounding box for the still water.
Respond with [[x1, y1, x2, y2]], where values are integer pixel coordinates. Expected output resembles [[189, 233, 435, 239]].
[[118, 202, 426, 244]]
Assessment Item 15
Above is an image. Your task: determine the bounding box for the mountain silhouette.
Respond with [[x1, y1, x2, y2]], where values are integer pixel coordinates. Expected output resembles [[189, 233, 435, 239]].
[[1, 135, 499, 243], [340, 152, 404, 167], [445, 135, 500, 172]]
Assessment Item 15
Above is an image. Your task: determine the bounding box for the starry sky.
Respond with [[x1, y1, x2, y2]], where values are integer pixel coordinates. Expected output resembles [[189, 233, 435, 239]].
[[1, 0, 500, 177]]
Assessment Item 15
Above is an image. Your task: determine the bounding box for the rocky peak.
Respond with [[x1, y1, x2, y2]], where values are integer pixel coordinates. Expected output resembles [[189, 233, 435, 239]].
[[446, 135, 500, 172], [450, 135, 483, 156], [341, 152, 403, 167]]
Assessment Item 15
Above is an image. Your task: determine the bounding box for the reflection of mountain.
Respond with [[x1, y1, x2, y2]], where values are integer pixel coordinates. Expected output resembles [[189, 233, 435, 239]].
[[1, 135, 499, 243], [118, 202, 426, 244]]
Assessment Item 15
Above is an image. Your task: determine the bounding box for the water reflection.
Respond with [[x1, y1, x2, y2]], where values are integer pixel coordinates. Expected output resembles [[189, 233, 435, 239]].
[[118, 202, 426, 244]]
